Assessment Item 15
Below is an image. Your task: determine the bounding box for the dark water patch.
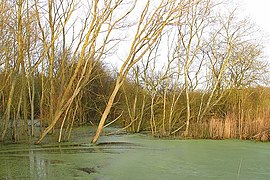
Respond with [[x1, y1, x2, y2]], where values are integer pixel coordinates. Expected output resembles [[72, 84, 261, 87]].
[[0, 142, 82, 152], [77, 167, 98, 174], [1, 156, 64, 165], [40, 147, 120, 154], [0, 144, 124, 156], [97, 141, 138, 146]]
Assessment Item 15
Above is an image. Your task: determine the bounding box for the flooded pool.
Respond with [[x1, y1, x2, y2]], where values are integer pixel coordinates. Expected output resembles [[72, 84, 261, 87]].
[[1, 128, 270, 179]]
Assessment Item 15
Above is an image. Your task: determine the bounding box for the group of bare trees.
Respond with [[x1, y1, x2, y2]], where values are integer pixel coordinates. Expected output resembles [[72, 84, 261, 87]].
[[0, 0, 269, 144], [0, 0, 134, 143], [116, 0, 269, 140]]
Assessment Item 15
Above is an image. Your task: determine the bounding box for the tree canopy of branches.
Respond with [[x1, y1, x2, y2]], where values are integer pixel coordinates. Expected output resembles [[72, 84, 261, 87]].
[[0, 0, 269, 144]]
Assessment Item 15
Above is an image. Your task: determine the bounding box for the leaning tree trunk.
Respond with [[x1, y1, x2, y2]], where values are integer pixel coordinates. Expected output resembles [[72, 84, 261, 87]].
[[91, 78, 123, 144]]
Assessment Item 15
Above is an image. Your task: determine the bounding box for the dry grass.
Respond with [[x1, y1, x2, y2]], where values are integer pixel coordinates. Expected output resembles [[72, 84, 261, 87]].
[[209, 118, 224, 139], [191, 110, 270, 141]]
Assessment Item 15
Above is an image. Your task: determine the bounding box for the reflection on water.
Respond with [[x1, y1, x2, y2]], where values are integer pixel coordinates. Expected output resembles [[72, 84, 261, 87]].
[[0, 139, 132, 179], [1, 129, 270, 179], [0, 148, 55, 179], [29, 150, 47, 179]]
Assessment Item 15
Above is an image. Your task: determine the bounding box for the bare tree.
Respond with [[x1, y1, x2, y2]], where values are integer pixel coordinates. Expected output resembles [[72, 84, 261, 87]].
[[197, 11, 265, 122], [35, 0, 137, 144], [92, 0, 186, 143], [1, 0, 24, 142], [175, 0, 212, 136]]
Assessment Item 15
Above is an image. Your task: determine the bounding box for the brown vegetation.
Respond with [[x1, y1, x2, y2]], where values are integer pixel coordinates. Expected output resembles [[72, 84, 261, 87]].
[[0, 0, 269, 144]]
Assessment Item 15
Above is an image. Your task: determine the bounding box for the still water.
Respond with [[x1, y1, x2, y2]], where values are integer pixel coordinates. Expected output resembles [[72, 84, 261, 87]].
[[1, 128, 270, 179]]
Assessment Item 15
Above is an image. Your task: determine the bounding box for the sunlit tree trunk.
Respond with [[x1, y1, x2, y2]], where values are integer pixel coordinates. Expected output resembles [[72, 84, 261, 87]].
[[1, 0, 24, 142], [35, 0, 135, 144], [175, 0, 211, 136], [92, 0, 183, 143], [48, 0, 55, 132]]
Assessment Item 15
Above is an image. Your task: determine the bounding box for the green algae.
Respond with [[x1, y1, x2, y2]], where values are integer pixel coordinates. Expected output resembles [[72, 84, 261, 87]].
[[1, 128, 270, 179]]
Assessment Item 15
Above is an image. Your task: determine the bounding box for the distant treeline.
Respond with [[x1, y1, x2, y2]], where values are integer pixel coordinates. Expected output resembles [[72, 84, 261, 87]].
[[1, 61, 269, 142]]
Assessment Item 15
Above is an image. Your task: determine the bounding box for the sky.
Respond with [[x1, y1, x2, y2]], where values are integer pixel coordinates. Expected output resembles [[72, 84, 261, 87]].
[[241, 0, 270, 57]]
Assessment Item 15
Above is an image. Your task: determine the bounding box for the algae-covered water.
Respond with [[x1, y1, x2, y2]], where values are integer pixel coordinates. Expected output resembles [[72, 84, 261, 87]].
[[1, 128, 270, 179]]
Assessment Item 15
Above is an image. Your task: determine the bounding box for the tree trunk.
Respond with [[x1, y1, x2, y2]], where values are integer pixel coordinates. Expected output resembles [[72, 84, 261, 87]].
[[91, 79, 122, 144]]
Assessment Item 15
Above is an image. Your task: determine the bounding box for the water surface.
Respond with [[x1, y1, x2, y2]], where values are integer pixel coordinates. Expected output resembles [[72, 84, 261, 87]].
[[1, 128, 270, 179]]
